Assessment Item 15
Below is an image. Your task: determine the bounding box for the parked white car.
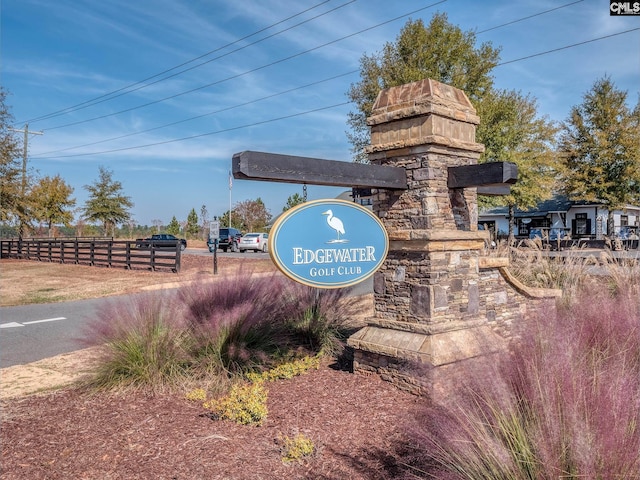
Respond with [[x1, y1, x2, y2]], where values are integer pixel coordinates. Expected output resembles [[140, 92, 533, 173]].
[[239, 232, 268, 253]]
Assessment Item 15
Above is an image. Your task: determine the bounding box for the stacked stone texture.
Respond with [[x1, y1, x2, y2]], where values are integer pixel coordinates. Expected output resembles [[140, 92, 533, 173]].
[[347, 79, 560, 396]]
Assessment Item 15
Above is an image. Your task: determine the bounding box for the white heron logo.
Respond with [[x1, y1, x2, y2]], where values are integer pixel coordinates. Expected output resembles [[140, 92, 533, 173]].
[[322, 209, 347, 244]]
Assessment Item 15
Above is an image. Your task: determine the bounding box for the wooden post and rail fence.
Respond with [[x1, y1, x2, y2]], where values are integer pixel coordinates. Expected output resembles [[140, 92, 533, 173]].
[[0, 237, 181, 273]]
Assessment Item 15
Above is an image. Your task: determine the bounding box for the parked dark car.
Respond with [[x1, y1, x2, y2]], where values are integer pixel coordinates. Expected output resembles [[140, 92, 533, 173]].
[[209, 227, 242, 252], [136, 233, 187, 251]]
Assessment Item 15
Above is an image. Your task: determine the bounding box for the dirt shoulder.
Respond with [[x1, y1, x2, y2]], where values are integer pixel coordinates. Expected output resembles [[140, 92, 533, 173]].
[[0, 251, 275, 307], [0, 347, 103, 399]]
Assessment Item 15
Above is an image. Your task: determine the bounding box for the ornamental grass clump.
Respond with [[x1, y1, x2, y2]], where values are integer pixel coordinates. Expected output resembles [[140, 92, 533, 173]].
[[402, 286, 640, 479], [281, 281, 360, 356], [83, 268, 361, 392], [82, 293, 191, 392], [177, 270, 291, 375], [495, 239, 595, 300]]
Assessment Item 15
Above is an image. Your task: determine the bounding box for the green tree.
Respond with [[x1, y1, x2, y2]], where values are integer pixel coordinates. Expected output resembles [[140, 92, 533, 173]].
[[477, 89, 559, 240], [219, 210, 243, 230], [30, 175, 76, 236], [559, 76, 640, 237], [234, 198, 272, 232], [346, 14, 558, 240], [283, 193, 305, 212], [186, 208, 199, 238], [0, 88, 24, 227], [347, 14, 500, 162], [83, 166, 133, 237], [166, 216, 181, 235]]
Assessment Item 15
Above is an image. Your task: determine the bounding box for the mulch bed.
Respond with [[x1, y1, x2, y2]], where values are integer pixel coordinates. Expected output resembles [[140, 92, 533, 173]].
[[1, 362, 424, 480]]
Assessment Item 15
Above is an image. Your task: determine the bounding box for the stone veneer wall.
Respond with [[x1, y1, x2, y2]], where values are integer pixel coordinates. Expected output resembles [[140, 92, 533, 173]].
[[347, 79, 560, 396]]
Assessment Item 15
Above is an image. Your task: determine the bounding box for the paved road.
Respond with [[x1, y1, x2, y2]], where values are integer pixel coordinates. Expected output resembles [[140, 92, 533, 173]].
[[0, 251, 372, 368], [0, 296, 107, 368]]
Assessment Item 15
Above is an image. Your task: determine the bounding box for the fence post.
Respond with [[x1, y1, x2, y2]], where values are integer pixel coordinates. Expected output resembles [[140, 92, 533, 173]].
[[175, 242, 181, 273], [126, 241, 131, 269]]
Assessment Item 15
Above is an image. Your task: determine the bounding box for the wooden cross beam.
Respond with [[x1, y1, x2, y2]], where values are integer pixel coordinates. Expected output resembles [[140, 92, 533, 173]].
[[232, 151, 407, 189], [232, 151, 517, 194], [448, 162, 518, 196]]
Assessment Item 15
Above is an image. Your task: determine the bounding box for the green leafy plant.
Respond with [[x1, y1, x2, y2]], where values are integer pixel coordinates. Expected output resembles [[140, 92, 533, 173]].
[[245, 355, 320, 383], [278, 433, 315, 463], [203, 381, 268, 426], [185, 388, 207, 402]]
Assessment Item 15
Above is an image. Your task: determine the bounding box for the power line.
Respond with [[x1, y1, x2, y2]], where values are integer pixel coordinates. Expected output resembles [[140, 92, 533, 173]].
[[39, 102, 351, 159], [477, 0, 584, 34], [28, 0, 580, 128], [36, 25, 639, 161], [26, 1, 638, 160], [34, 70, 359, 157], [42, 0, 447, 132], [497, 27, 640, 66], [37, 0, 586, 136], [20, 0, 343, 125], [7, 124, 44, 237]]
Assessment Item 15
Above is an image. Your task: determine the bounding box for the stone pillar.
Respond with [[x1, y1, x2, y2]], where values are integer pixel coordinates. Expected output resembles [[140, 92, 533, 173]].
[[347, 79, 504, 395]]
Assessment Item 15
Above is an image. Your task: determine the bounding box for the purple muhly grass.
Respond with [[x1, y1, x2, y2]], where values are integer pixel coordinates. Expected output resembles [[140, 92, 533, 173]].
[[83, 291, 186, 346], [176, 270, 291, 372], [404, 286, 640, 479], [279, 281, 359, 355], [81, 291, 191, 390]]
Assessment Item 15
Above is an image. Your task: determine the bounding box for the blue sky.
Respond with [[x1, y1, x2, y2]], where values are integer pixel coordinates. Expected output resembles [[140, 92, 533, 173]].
[[2, 0, 639, 227]]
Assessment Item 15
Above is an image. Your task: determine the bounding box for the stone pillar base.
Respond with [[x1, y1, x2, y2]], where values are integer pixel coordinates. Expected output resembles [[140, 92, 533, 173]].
[[348, 323, 506, 396]]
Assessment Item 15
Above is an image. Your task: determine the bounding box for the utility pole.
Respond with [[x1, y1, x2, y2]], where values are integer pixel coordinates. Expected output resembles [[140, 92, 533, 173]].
[[9, 123, 43, 239]]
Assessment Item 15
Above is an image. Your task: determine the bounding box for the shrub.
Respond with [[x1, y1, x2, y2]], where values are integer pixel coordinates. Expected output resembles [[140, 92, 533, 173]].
[[403, 286, 640, 479], [203, 381, 268, 426], [245, 355, 321, 383], [185, 388, 207, 402], [278, 433, 315, 463], [82, 293, 191, 392]]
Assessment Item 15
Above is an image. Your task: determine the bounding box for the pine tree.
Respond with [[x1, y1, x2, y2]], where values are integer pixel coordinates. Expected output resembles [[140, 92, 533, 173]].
[[559, 76, 640, 237], [83, 166, 133, 237], [166, 216, 181, 235], [186, 208, 199, 238]]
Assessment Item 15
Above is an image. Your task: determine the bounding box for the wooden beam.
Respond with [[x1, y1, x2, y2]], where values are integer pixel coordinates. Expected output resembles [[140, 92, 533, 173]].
[[448, 162, 518, 189], [232, 151, 408, 189], [477, 185, 512, 196]]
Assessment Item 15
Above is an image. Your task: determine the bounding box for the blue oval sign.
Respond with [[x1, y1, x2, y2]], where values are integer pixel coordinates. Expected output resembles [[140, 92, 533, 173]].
[[269, 199, 388, 288]]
